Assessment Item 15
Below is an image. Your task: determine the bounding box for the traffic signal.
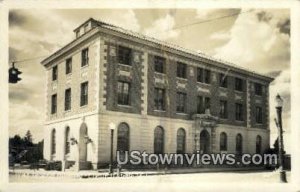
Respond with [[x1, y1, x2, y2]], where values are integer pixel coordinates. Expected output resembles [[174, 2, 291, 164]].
[[9, 62, 22, 84]]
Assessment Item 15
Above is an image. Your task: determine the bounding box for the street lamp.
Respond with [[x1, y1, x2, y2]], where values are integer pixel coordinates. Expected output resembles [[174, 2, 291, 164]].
[[275, 94, 287, 183], [109, 122, 116, 174]]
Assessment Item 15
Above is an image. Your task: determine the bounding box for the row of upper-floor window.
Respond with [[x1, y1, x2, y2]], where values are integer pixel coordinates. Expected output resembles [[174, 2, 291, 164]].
[[50, 81, 88, 114], [50, 79, 264, 124], [51, 46, 264, 96]]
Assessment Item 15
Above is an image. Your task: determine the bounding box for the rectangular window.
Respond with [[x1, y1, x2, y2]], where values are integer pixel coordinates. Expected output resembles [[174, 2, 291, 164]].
[[235, 77, 243, 91], [235, 103, 244, 121], [117, 81, 130, 105], [197, 68, 210, 84], [80, 82, 88, 106], [154, 88, 165, 110], [176, 92, 186, 113], [66, 58, 72, 74], [197, 96, 203, 114], [52, 66, 58, 81], [51, 94, 57, 114], [220, 100, 228, 119], [256, 106, 263, 124], [154, 56, 165, 73], [177, 62, 187, 78], [255, 83, 263, 96], [197, 96, 210, 114], [219, 73, 228, 88], [118, 46, 131, 65], [65, 88, 71, 111], [81, 48, 89, 67]]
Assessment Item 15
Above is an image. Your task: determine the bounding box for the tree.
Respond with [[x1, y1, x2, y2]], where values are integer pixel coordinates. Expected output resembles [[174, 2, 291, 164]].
[[24, 130, 33, 146]]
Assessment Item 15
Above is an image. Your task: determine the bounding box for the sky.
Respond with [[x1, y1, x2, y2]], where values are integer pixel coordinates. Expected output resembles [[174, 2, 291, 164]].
[[9, 9, 290, 152]]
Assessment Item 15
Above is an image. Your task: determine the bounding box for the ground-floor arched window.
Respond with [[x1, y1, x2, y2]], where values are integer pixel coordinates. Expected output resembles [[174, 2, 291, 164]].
[[65, 126, 70, 155], [154, 126, 164, 154], [177, 128, 186, 154], [220, 132, 227, 151], [117, 123, 130, 152], [236, 134, 243, 155], [51, 129, 56, 155], [256, 135, 262, 154]]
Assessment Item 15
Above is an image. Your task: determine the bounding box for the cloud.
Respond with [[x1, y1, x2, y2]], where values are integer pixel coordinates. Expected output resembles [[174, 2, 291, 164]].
[[212, 9, 290, 152], [144, 14, 179, 40], [214, 9, 290, 74]]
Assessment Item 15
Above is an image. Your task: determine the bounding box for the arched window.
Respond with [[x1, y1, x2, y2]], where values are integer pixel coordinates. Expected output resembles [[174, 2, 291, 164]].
[[154, 126, 164, 154], [256, 135, 262, 154], [117, 123, 130, 152], [220, 132, 227, 151], [51, 129, 56, 155], [236, 134, 243, 155], [177, 128, 186, 154], [65, 127, 70, 155]]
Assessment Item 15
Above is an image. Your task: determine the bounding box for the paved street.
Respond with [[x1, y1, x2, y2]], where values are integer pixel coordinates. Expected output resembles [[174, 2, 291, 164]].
[[10, 170, 290, 183]]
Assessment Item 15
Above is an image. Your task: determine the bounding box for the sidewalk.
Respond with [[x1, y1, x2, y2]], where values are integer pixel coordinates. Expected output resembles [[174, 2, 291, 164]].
[[9, 166, 268, 179]]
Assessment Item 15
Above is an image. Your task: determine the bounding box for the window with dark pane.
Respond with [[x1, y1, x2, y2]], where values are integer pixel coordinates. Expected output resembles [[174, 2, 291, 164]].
[[176, 92, 186, 113], [177, 62, 187, 78], [117, 81, 130, 105], [235, 77, 243, 91], [66, 58, 72, 74], [51, 94, 57, 114], [235, 103, 244, 121], [220, 100, 228, 119], [154, 56, 165, 73], [81, 48, 89, 67], [154, 126, 164, 154], [154, 88, 165, 110], [118, 46, 132, 65], [236, 134, 243, 155], [220, 132, 227, 151], [65, 88, 71, 111], [176, 128, 186, 154], [80, 81, 88, 106], [256, 106, 263, 124], [117, 123, 130, 152], [65, 127, 70, 155], [219, 73, 228, 88], [52, 65, 58, 81], [254, 83, 263, 96]]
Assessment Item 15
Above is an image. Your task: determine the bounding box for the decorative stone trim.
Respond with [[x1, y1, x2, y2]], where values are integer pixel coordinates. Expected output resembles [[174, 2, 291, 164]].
[[118, 70, 131, 77], [246, 79, 251, 128], [141, 52, 148, 115], [197, 86, 210, 93]]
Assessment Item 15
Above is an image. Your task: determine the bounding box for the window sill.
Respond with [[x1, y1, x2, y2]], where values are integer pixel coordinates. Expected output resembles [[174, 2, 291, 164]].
[[66, 73, 72, 76], [154, 109, 166, 112], [234, 90, 244, 94], [154, 72, 166, 76], [117, 104, 132, 108], [80, 104, 88, 109], [235, 120, 245, 123], [196, 81, 211, 85], [81, 64, 89, 69], [176, 112, 188, 115], [64, 109, 71, 113], [118, 63, 132, 67], [219, 86, 228, 90], [219, 117, 228, 120], [176, 77, 187, 81]]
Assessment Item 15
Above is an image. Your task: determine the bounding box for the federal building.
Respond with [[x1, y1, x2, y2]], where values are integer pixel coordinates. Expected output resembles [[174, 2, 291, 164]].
[[41, 18, 274, 170]]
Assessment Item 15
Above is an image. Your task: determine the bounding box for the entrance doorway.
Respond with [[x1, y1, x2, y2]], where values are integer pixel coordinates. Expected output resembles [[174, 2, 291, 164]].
[[200, 130, 210, 154]]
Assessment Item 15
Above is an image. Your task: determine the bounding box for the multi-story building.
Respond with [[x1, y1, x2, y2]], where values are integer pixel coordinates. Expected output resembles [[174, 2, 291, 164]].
[[41, 18, 273, 170]]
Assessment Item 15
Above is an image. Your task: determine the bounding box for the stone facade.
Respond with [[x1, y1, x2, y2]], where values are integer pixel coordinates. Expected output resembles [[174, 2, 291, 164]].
[[41, 18, 273, 170]]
